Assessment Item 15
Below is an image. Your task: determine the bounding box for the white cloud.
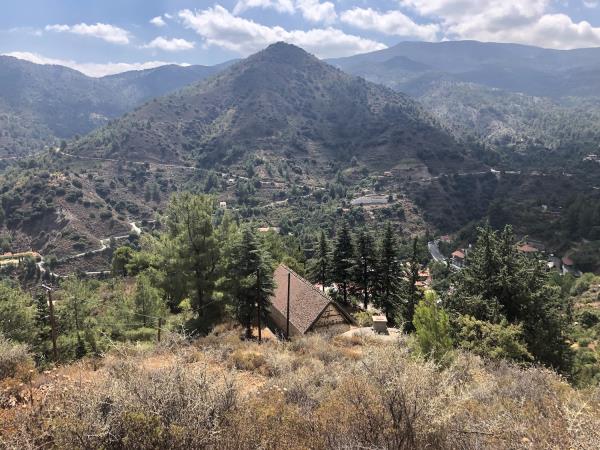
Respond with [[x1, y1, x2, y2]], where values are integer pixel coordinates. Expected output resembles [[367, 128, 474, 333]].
[[45, 22, 131, 45], [2, 51, 189, 77], [143, 37, 195, 51], [399, 0, 600, 49], [341, 7, 439, 40], [296, 0, 337, 24], [178, 6, 385, 57], [234, 0, 294, 15], [234, 0, 336, 24], [150, 16, 167, 27], [584, 1, 599, 8]]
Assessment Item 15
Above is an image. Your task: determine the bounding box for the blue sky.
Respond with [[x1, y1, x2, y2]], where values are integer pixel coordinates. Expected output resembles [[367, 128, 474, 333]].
[[2, 0, 600, 76]]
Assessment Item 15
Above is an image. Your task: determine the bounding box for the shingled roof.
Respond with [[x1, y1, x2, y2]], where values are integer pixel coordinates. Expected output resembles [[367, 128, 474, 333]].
[[270, 264, 352, 335]]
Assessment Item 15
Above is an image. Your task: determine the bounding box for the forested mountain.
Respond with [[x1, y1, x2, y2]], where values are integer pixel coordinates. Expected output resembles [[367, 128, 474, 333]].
[[0, 56, 230, 157], [329, 40, 600, 98], [72, 42, 475, 173], [329, 41, 600, 158]]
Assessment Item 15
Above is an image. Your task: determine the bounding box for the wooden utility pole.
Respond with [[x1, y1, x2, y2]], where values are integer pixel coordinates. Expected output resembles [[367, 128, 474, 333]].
[[257, 268, 262, 343], [286, 271, 291, 339], [157, 317, 162, 343], [42, 284, 58, 363]]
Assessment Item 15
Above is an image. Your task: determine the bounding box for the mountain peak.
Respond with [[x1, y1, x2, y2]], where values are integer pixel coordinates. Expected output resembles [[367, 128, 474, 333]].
[[252, 42, 316, 65]]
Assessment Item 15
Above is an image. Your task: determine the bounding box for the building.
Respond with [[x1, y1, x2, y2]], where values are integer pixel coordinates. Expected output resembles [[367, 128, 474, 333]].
[[350, 195, 388, 206], [257, 226, 280, 233], [268, 265, 354, 337], [562, 256, 582, 277], [451, 250, 466, 267], [517, 243, 539, 254]]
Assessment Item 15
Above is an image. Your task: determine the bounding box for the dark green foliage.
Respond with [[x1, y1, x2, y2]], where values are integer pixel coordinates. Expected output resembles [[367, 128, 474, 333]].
[[332, 223, 354, 304], [447, 225, 573, 373], [352, 229, 377, 309], [373, 223, 403, 323], [401, 238, 422, 332], [0, 282, 35, 343], [308, 230, 331, 291], [164, 193, 221, 314], [225, 226, 274, 339], [413, 290, 453, 363]]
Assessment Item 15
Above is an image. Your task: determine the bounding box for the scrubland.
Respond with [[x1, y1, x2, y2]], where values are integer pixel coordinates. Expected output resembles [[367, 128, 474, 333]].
[[2, 326, 599, 449]]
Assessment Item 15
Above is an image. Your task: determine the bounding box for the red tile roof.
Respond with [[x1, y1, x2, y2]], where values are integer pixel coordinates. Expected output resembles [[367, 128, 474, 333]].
[[270, 264, 351, 334], [562, 256, 574, 266], [518, 243, 539, 253], [452, 250, 465, 259]]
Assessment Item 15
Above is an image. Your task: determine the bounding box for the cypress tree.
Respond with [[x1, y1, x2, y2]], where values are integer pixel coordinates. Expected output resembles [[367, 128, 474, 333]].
[[333, 223, 354, 305], [374, 223, 402, 322], [227, 226, 274, 339], [402, 237, 422, 332], [310, 230, 331, 291], [449, 225, 573, 373], [353, 229, 377, 309]]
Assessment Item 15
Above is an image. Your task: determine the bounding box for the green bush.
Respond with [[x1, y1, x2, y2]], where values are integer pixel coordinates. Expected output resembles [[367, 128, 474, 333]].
[[413, 291, 453, 363], [456, 316, 533, 362], [0, 334, 34, 380], [123, 327, 156, 342]]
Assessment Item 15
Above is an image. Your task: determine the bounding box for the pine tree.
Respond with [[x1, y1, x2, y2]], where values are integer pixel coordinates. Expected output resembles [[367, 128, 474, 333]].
[[374, 223, 402, 322], [449, 224, 573, 373], [134, 273, 165, 327], [353, 229, 377, 309], [226, 227, 274, 339], [165, 193, 221, 315], [310, 230, 331, 291], [402, 237, 422, 332], [333, 223, 354, 304], [413, 290, 453, 363]]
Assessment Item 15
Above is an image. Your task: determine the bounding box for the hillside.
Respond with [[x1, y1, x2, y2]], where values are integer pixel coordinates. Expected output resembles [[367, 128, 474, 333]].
[[0, 56, 229, 157], [418, 81, 600, 155], [2, 329, 599, 449], [73, 43, 476, 174]]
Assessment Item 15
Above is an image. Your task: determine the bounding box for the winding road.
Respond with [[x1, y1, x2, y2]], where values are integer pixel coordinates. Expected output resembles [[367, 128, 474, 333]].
[[37, 221, 141, 278]]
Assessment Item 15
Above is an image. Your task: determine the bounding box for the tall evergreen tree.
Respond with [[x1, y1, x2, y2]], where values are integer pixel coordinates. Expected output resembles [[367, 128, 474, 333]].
[[165, 193, 221, 315], [374, 223, 402, 322], [333, 223, 354, 304], [353, 229, 377, 309], [310, 230, 331, 291], [448, 225, 573, 373], [226, 227, 274, 339], [402, 237, 422, 332], [134, 273, 165, 327]]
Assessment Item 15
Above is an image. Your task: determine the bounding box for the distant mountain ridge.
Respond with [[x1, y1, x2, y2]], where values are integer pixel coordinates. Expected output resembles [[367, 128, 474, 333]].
[[329, 41, 600, 157], [329, 40, 600, 98], [0, 56, 233, 157]]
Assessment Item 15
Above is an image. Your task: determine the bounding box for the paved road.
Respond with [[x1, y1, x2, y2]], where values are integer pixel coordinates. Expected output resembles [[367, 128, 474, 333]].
[[428, 241, 447, 264]]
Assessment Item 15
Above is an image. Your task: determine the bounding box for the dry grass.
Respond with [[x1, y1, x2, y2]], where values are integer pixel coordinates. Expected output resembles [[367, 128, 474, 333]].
[[1, 328, 599, 449]]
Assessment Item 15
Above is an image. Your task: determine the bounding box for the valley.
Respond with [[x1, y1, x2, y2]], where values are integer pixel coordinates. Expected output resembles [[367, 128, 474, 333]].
[[1, 38, 600, 448]]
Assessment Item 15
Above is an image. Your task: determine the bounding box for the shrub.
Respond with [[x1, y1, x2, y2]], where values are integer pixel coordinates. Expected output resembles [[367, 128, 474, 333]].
[[230, 349, 268, 373], [0, 334, 34, 380], [413, 291, 453, 363], [456, 315, 532, 362]]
